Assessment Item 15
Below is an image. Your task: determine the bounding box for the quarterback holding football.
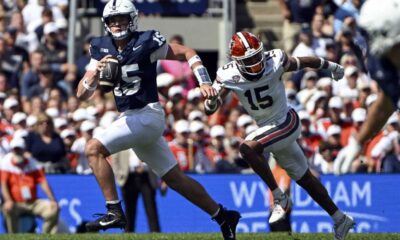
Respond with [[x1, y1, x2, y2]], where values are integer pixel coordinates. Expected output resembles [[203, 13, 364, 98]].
[[76, 0, 240, 239], [205, 31, 354, 240]]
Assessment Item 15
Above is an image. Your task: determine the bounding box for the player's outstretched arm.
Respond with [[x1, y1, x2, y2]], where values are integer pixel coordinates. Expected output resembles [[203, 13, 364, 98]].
[[284, 53, 344, 81], [166, 43, 217, 99]]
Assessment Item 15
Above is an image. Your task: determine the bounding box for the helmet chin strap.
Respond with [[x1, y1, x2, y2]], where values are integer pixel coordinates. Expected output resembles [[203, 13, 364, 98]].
[[111, 30, 130, 40]]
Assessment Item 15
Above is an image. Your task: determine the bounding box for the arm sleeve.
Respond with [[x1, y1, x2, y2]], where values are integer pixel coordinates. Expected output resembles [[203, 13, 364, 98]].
[[86, 58, 98, 71], [269, 49, 288, 72], [150, 43, 168, 63]]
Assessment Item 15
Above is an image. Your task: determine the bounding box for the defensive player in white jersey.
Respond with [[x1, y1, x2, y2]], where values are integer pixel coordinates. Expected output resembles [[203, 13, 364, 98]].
[[205, 32, 354, 240]]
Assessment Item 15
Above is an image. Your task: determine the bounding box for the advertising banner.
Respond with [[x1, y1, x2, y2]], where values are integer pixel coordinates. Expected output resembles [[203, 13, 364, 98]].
[[0, 174, 398, 233]]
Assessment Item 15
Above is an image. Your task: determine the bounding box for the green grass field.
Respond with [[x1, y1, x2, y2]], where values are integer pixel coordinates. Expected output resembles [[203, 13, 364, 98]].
[[1, 233, 399, 240]]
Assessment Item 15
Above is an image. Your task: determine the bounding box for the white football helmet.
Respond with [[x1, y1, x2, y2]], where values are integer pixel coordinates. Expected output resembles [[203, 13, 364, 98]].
[[359, 0, 400, 57], [102, 0, 138, 40]]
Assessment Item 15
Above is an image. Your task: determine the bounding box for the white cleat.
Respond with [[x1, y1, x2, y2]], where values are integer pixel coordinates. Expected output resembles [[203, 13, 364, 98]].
[[334, 215, 356, 240], [268, 194, 291, 224]]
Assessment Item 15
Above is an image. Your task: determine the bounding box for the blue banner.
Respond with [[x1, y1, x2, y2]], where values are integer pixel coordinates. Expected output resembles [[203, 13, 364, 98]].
[[1, 174, 399, 233], [95, 0, 208, 16]]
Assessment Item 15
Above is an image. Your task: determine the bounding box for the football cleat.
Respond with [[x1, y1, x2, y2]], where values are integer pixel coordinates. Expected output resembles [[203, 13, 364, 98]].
[[269, 193, 291, 224], [334, 215, 356, 240], [212, 205, 241, 240], [85, 203, 127, 232]]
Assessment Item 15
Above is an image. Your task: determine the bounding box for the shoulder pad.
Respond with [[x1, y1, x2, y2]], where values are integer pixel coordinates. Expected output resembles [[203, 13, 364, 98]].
[[217, 62, 241, 83], [89, 36, 113, 60], [265, 49, 287, 71], [136, 30, 167, 53]]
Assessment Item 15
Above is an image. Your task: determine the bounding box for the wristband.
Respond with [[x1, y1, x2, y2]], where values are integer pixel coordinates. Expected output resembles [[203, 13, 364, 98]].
[[193, 65, 212, 85], [188, 55, 202, 67], [326, 61, 338, 71], [318, 57, 326, 69], [83, 78, 97, 91], [294, 57, 300, 71]]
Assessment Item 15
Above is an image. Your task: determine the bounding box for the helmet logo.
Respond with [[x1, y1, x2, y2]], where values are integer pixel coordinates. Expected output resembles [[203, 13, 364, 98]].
[[112, 0, 117, 10]]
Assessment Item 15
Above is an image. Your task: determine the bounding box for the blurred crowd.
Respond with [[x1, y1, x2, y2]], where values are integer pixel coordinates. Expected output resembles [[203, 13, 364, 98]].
[[0, 0, 399, 178]]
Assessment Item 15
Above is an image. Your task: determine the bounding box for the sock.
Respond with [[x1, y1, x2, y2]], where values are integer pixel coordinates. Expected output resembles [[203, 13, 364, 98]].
[[212, 204, 225, 225], [106, 200, 121, 205], [272, 188, 284, 200], [211, 206, 221, 218], [332, 210, 345, 224]]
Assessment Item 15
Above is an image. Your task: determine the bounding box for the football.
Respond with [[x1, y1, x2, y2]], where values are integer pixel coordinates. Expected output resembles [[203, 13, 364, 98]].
[[99, 57, 120, 93]]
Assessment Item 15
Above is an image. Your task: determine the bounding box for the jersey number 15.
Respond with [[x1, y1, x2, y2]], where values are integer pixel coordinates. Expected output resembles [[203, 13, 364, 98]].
[[244, 84, 274, 110]]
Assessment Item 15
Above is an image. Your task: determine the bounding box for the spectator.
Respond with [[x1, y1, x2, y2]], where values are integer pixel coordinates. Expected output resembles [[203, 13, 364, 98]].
[[0, 35, 20, 92], [0, 72, 8, 93], [3, 26, 30, 74], [71, 120, 96, 175], [34, 7, 54, 43], [25, 113, 69, 173], [189, 120, 215, 173], [9, 10, 39, 54], [37, 22, 66, 64], [292, 25, 316, 57], [208, 125, 239, 173], [158, 34, 197, 95], [169, 119, 194, 172], [0, 6, 5, 33], [26, 64, 68, 102], [1, 137, 59, 233], [335, 24, 365, 72], [29, 96, 45, 116], [20, 50, 45, 111], [111, 150, 162, 233], [312, 140, 336, 174], [1, 98, 21, 136], [297, 71, 319, 105], [60, 128, 78, 172], [279, 0, 322, 53], [298, 110, 323, 153], [333, 0, 362, 34], [370, 113, 400, 173], [165, 85, 186, 122], [22, 0, 66, 34]]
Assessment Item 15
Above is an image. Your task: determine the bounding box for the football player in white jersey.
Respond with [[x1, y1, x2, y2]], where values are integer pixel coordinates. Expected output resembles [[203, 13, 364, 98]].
[[205, 32, 354, 240]]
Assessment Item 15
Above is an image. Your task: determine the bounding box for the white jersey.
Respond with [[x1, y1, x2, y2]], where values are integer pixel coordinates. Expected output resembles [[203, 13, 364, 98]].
[[215, 49, 289, 126]]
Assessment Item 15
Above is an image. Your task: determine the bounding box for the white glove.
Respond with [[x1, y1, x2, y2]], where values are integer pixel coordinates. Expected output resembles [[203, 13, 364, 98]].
[[334, 137, 362, 175], [327, 62, 344, 81]]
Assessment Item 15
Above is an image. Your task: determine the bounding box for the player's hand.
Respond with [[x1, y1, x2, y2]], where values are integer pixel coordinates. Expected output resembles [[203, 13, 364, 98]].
[[330, 63, 344, 81], [199, 84, 218, 99], [95, 55, 113, 75], [334, 137, 362, 175]]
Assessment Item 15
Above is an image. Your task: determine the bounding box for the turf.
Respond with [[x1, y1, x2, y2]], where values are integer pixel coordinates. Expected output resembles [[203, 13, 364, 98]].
[[1, 233, 400, 240]]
